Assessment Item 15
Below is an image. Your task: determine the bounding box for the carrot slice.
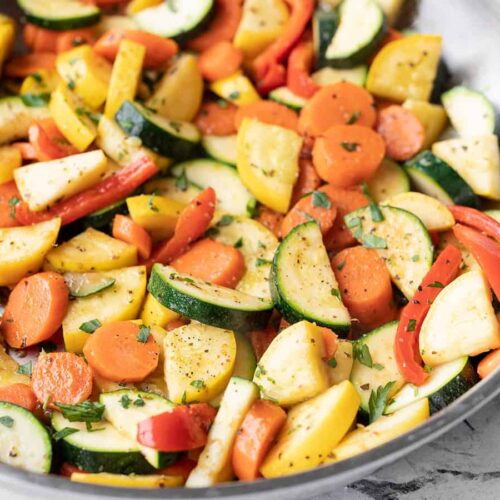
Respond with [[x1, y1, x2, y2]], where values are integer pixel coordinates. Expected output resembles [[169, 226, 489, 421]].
[[56, 28, 96, 53], [1, 272, 69, 349], [320, 185, 369, 251], [29, 119, 79, 162], [332, 246, 396, 331], [478, 350, 500, 379], [234, 100, 299, 132], [0, 181, 21, 228], [171, 238, 245, 289], [165, 318, 188, 332], [320, 327, 338, 361], [198, 41, 243, 82], [298, 82, 377, 138], [255, 206, 284, 239], [280, 191, 337, 237], [83, 321, 160, 383], [312, 124, 385, 188], [0, 383, 37, 412], [291, 156, 322, 206], [187, 0, 244, 52], [376, 105, 425, 161], [112, 214, 152, 260], [232, 400, 287, 481], [32, 352, 93, 408], [12, 142, 37, 161], [5, 53, 56, 78], [194, 101, 238, 136]]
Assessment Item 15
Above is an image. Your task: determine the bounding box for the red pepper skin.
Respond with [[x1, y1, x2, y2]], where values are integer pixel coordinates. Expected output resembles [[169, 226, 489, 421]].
[[394, 245, 462, 385], [448, 205, 500, 243], [453, 223, 500, 299], [253, 0, 314, 94], [287, 41, 319, 98], [137, 404, 217, 452], [15, 156, 159, 226]]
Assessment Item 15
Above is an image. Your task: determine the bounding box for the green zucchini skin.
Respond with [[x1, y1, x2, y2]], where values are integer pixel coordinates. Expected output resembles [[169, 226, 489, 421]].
[[404, 150, 480, 208], [313, 8, 338, 69], [83, 200, 128, 230]]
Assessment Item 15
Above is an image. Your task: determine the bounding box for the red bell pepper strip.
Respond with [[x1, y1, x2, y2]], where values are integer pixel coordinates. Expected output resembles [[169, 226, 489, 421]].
[[28, 120, 78, 162], [137, 403, 217, 452], [145, 187, 216, 268], [15, 156, 159, 226], [253, 0, 314, 94], [448, 205, 500, 243], [394, 244, 462, 386], [287, 41, 319, 98], [453, 223, 500, 299]]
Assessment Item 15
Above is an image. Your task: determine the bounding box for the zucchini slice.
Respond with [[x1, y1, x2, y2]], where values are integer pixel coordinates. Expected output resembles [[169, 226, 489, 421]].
[[83, 199, 128, 230], [51, 413, 154, 474], [271, 222, 351, 333], [325, 0, 386, 68], [367, 158, 410, 203], [100, 390, 178, 469], [0, 401, 52, 473], [268, 87, 308, 111], [171, 159, 256, 217], [17, 0, 101, 31], [210, 215, 278, 301], [115, 100, 200, 161], [133, 0, 214, 42], [441, 86, 495, 137], [344, 205, 433, 299], [202, 134, 237, 165], [404, 150, 480, 208], [149, 264, 274, 332], [385, 357, 478, 414], [432, 135, 500, 201], [313, 8, 338, 68], [311, 65, 368, 87], [420, 271, 500, 366], [350, 321, 405, 413], [64, 272, 115, 298], [143, 177, 202, 206]]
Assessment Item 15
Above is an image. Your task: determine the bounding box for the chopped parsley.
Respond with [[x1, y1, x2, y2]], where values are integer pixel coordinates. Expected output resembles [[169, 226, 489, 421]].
[[79, 319, 101, 334], [175, 168, 188, 191], [216, 99, 228, 108], [427, 281, 444, 288], [119, 394, 131, 409], [368, 381, 395, 424], [16, 361, 32, 376], [228, 90, 240, 101], [137, 325, 151, 343], [298, 210, 317, 223], [190, 380, 206, 389], [340, 141, 359, 152], [327, 358, 337, 368], [20, 93, 50, 107], [181, 391, 187, 405], [406, 319, 417, 332], [217, 214, 234, 227], [148, 192, 159, 212], [362, 233, 387, 249], [255, 257, 272, 267], [330, 288, 341, 299], [346, 216, 361, 229], [56, 401, 105, 423], [67, 79, 76, 90], [133, 396, 145, 407], [361, 182, 384, 222], [233, 237, 244, 248], [353, 343, 373, 368], [346, 111, 361, 125], [53, 427, 79, 441], [312, 191, 331, 209], [30, 72, 43, 83], [373, 363, 385, 371], [8, 196, 20, 219], [412, 255, 420, 262], [336, 260, 346, 271], [0, 416, 14, 428]]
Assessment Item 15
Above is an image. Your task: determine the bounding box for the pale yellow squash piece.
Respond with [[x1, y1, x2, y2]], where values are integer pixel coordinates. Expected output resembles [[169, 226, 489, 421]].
[[50, 84, 97, 152], [210, 72, 261, 107], [383, 191, 455, 231], [56, 45, 112, 109], [0, 218, 60, 286], [260, 380, 360, 478], [126, 0, 162, 15], [14, 150, 108, 212], [164, 323, 236, 404], [367, 35, 442, 102], [140, 293, 180, 328], [147, 54, 203, 122], [126, 194, 184, 241], [324, 398, 429, 463], [44, 227, 137, 273], [0, 345, 30, 387], [234, 0, 289, 61], [20, 69, 60, 96], [71, 473, 183, 488], [402, 99, 448, 150], [254, 321, 329, 406], [438, 231, 481, 275], [0, 145, 21, 184], [62, 266, 147, 353], [237, 118, 302, 213], [367, 157, 410, 203], [328, 340, 354, 386], [105, 40, 145, 118]]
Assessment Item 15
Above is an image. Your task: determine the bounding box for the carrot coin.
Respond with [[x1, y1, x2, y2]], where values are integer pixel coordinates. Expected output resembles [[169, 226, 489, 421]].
[[0, 383, 37, 412], [198, 41, 243, 82], [234, 100, 298, 132], [194, 101, 238, 136]]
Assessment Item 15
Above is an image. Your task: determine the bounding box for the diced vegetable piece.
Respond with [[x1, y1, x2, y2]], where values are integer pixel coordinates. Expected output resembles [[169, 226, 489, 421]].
[[143, 177, 201, 206], [0, 345, 31, 387], [210, 71, 261, 107], [327, 340, 354, 385], [0, 218, 60, 286], [140, 293, 180, 329], [268, 87, 307, 111], [202, 134, 237, 165], [367, 158, 410, 203], [20, 69, 60, 97], [71, 472, 183, 488], [311, 65, 368, 87], [0, 145, 22, 184]]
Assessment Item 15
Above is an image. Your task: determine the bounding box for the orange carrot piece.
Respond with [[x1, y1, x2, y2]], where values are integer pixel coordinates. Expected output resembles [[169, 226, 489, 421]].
[[165, 318, 188, 332], [312, 124, 385, 188], [198, 41, 243, 82], [12, 142, 37, 161], [83, 321, 160, 382], [320, 327, 338, 361], [232, 400, 287, 481], [0, 383, 37, 412], [31, 26, 60, 53], [5, 53, 56, 78], [194, 101, 238, 136], [376, 105, 425, 161], [55, 27, 95, 53], [29, 119, 79, 161], [332, 246, 396, 331], [171, 238, 245, 288], [287, 41, 319, 98], [298, 82, 377, 138], [32, 352, 93, 409], [477, 350, 500, 379], [0, 181, 21, 228], [112, 214, 152, 260], [187, 0, 244, 52], [320, 185, 369, 251], [280, 191, 337, 237], [147, 188, 216, 267], [1, 272, 69, 349], [23, 24, 39, 49], [234, 100, 299, 132], [94, 29, 178, 68], [291, 156, 322, 206], [255, 206, 284, 239], [250, 325, 278, 361]]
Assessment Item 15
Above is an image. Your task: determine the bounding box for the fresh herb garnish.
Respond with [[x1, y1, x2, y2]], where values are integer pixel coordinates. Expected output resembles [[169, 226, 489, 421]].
[[67, 80, 76, 91], [406, 319, 417, 332], [217, 214, 234, 227], [361, 182, 384, 222], [330, 288, 341, 299], [216, 99, 228, 108], [79, 319, 101, 334], [427, 281, 444, 288], [353, 343, 373, 368], [233, 237, 244, 248], [190, 380, 206, 389], [255, 257, 272, 267], [228, 90, 240, 100], [181, 391, 187, 405], [133, 396, 145, 407], [0, 416, 14, 428], [246, 198, 258, 217], [17, 361, 32, 376], [165, 0, 178, 12], [56, 401, 105, 423], [412, 255, 420, 262], [340, 141, 359, 152], [119, 394, 131, 409], [298, 210, 317, 223], [175, 168, 188, 191], [327, 358, 337, 368], [148, 192, 159, 212], [362, 233, 387, 249], [30, 72, 43, 83], [346, 216, 361, 229], [336, 260, 346, 271], [312, 191, 331, 209], [21, 93, 50, 107], [8, 196, 20, 219], [368, 381, 395, 424], [137, 325, 151, 343], [346, 111, 361, 125], [373, 363, 385, 371], [169, 121, 181, 133], [53, 427, 79, 441]]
